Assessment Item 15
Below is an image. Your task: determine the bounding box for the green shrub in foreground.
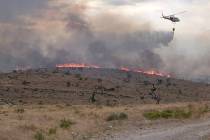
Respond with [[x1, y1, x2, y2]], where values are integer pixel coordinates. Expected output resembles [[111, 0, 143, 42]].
[[160, 110, 174, 119], [144, 109, 192, 120], [143, 111, 161, 120], [173, 109, 192, 119], [34, 131, 45, 140], [48, 128, 57, 135], [60, 119, 75, 129]]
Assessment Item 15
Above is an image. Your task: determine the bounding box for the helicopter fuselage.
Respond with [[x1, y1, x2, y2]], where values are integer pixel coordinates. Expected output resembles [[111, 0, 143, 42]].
[[163, 16, 180, 23]]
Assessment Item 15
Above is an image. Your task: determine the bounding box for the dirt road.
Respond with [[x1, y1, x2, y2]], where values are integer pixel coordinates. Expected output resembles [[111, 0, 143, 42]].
[[102, 119, 210, 140]]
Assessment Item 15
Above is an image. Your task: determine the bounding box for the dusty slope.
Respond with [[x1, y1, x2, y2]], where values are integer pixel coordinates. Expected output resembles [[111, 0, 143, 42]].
[[0, 68, 210, 105]]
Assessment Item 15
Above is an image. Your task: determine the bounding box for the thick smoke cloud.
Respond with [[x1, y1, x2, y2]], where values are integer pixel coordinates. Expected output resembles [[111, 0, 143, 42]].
[[2, 0, 210, 83], [0, 0, 46, 21], [86, 30, 174, 69], [57, 5, 174, 70], [3, 0, 210, 83], [0, 1, 174, 72], [157, 31, 210, 80]]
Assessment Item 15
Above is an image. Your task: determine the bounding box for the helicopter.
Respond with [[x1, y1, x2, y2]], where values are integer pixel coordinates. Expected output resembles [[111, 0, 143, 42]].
[[161, 11, 186, 23], [161, 11, 186, 31]]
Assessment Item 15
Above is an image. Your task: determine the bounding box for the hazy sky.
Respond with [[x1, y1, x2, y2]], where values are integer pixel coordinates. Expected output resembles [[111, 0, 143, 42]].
[[0, 0, 210, 79]]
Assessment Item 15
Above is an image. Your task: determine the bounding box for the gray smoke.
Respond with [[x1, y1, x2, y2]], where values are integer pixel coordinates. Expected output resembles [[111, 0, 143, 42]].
[[157, 31, 210, 81], [58, 7, 174, 69], [85, 31, 174, 69], [0, 0, 47, 22], [0, 1, 174, 72]]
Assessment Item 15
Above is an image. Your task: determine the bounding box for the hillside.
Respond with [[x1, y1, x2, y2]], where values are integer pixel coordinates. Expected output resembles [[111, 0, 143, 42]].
[[0, 68, 209, 105]]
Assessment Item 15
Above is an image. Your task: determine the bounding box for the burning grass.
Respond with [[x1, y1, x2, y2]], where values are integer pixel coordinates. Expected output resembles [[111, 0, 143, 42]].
[[56, 63, 171, 77]]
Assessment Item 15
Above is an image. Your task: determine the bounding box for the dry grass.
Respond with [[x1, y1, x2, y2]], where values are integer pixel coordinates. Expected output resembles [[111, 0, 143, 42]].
[[0, 102, 209, 140]]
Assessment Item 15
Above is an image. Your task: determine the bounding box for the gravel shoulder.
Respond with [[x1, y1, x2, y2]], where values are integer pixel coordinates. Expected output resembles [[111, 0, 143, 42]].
[[102, 118, 210, 140]]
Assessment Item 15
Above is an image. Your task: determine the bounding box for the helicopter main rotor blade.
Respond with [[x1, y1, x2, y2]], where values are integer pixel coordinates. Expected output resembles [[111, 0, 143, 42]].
[[169, 11, 187, 16]]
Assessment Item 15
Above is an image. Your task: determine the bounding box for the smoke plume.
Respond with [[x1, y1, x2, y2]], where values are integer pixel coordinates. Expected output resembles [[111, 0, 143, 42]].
[[0, 1, 174, 72]]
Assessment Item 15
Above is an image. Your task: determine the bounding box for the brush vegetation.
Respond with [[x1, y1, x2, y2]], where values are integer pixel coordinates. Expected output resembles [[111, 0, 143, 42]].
[[34, 131, 45, 140], [144, 109, 192, 120], [144, 104, 209, 120], [106, 112, 128, 121], [60, 119, 75, 129], [48, 128, 57, 135]]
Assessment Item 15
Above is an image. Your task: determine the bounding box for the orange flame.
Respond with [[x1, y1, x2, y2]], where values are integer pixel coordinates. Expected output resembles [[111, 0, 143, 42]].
[[56, 63, 100, 69], [120, 67, 171, 78], [120, 67, 130, 72], [56, 63, 171, 77]]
